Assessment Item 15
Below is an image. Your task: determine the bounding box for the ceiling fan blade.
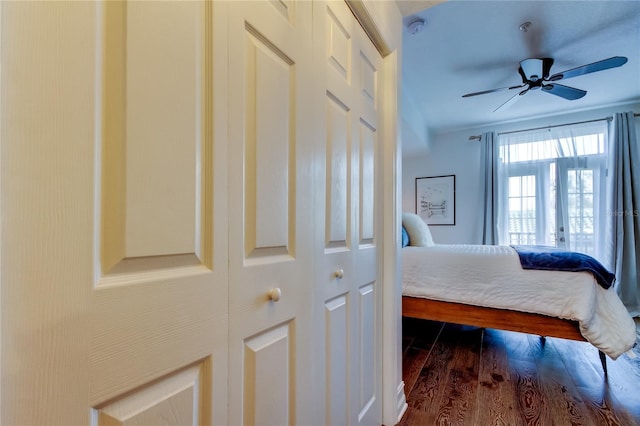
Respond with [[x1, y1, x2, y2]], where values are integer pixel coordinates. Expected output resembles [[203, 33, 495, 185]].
[[462, 84, 527, 98], [494, 88, 529, 112], [547, 56, 628, 81], [541, 83, 587, 100]]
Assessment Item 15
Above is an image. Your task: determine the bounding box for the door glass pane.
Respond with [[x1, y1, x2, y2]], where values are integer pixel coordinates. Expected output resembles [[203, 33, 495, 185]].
[[508, 175, 536, 245], [566, 169, 595, 256], [549, 163, 556, 245], [567, 171, 576, 192], [523, 175, 536, 196], [509, 177, 521, 196]]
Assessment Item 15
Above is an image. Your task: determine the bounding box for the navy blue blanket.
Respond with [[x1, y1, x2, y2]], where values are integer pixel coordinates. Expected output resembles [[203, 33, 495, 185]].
[[511, 245, 615, 289]]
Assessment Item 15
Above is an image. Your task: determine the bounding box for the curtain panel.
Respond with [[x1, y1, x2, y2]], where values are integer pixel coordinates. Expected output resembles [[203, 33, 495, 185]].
[[478, 131, 498, 244], [608, 112, 640, 316]]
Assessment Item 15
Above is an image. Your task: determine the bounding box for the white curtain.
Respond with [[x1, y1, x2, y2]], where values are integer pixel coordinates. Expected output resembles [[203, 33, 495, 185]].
[[496, 121, 609, 263], [607, 112, 640, 316], [478, 131, 498, 244]]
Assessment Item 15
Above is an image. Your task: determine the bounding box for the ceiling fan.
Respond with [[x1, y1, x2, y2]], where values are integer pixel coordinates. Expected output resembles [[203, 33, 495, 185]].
[[462, 56, 628, 112]]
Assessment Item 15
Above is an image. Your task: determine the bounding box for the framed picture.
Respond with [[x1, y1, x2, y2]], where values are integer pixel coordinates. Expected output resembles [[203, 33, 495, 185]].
[[415, 175, 455, 225]]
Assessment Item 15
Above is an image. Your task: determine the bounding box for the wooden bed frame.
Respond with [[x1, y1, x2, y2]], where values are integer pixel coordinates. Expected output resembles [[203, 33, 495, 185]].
[[402, 296, 608, 373]]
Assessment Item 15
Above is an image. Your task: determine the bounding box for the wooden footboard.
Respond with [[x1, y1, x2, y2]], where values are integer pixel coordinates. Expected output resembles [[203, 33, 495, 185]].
[[402, 296, 586, 342]]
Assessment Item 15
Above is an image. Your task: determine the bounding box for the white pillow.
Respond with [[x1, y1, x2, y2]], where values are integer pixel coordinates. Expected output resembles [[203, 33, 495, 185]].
[[402, 212, 435, 247]]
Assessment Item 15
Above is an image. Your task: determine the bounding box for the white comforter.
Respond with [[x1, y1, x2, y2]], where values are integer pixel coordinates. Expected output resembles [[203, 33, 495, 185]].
[[402, 244, 637, 359]]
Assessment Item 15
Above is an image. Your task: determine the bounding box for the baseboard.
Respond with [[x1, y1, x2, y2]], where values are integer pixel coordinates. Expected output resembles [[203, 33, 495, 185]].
[[395, 381, 408, 424]]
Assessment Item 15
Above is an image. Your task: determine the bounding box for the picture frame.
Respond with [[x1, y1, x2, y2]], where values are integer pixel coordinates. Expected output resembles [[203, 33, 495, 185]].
[[415, 175, 455, 226]]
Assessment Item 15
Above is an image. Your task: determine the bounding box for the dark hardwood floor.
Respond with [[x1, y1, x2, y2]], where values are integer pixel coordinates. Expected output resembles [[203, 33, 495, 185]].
[[399, 317, 640, 426]]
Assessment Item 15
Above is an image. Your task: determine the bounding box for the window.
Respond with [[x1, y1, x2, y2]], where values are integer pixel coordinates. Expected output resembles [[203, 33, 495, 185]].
[[498, 122, 608, 259]]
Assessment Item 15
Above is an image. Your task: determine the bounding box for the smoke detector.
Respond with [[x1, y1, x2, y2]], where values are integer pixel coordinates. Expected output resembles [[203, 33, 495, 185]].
[[407, 18, 426, 35], [519, 21, 532, 32]]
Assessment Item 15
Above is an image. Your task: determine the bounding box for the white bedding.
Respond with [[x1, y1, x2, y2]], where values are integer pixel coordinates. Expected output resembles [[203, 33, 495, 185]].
[[402, 244, 637, 359]]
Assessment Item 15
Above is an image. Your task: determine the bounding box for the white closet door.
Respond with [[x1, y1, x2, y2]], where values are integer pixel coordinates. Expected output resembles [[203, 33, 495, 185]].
[[226, 1, 315, 425], [1, 1, 229, 425], [311, 1, 384, 425]]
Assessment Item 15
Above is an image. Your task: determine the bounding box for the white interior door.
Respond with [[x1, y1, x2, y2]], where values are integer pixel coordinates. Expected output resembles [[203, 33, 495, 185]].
[[311, 2, 383, 425], [226, 1, 315, 425], [1, 2, 229, 424]]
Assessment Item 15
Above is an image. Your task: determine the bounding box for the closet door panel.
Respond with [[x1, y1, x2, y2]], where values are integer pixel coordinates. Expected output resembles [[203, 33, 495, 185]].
[[359, 120, 376, 244], [92, 2, 229, 423], [312, 1, 383, 425], [243, 27, 294, 256], [325, 294, 350, 425], [227, 1, 314, 424], [326, 93, 351, 248], [0, 1, 229, 424], [352, 30, 382, 425]]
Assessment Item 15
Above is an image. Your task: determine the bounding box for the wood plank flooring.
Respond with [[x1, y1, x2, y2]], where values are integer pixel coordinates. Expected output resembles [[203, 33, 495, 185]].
[[399, 317, 640, 426]]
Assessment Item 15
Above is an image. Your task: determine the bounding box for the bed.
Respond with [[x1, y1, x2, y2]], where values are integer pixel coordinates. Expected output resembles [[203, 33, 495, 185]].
[[400, 213, 637, 369]]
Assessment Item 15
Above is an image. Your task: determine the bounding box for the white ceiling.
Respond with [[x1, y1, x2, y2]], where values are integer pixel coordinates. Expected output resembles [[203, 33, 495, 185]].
[[399, 0, 640, 141]]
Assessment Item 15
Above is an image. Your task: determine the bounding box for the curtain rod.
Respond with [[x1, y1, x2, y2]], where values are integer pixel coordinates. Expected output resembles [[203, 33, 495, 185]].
[[468, 112, 640, 141]]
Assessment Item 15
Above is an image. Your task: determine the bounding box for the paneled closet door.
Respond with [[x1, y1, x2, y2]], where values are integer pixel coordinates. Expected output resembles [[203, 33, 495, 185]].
[[226, 1, 315, 425], [311, 1, 384, 425], [1, 1, 229, 424]]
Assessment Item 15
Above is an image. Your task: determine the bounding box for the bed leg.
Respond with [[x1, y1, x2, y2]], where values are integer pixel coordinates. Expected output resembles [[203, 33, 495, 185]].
[[539, 336, 546, 345], [599, 350, 608, 376]]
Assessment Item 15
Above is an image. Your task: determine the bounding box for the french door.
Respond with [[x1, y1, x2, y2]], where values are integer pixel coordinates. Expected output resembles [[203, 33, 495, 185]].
[[506, 156, 606, 258], [555, 156, 606, 257]]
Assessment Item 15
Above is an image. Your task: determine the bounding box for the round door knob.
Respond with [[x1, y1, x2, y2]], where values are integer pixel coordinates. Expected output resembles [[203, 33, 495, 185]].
[[334, 269, 344, 279], [268, 288, 281, 302]]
